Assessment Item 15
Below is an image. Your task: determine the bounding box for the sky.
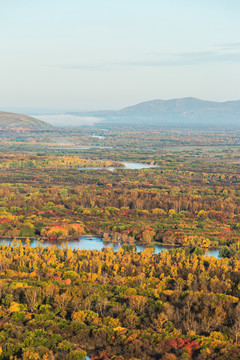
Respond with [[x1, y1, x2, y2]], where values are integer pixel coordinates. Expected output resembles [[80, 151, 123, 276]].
[[1, 0, 240, 111]]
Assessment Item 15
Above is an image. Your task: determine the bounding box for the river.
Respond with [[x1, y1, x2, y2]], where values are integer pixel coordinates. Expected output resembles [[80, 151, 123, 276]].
[[79, 161, 160, 171], [0, 235, 220, 258]]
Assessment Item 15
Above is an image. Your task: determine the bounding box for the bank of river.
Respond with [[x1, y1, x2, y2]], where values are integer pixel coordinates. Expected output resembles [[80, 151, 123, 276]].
[[0, 235, 220, 258]]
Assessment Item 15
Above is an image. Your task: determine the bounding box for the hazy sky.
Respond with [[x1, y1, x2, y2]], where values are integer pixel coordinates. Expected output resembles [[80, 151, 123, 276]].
[[1, 0, 240, 111]]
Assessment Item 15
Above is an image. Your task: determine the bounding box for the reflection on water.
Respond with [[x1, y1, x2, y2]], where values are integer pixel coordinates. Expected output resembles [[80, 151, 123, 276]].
[[0, 236, 220, 258], [204, 248, 220, 258], [122, 162, 159, 169], [91, 135, 106, 139], [79, 162, 160, 171]]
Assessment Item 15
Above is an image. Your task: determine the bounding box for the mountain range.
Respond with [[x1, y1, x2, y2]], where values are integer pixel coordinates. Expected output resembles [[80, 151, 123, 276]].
[[68, 97, 240, 128], [2, 98, 240, 128]]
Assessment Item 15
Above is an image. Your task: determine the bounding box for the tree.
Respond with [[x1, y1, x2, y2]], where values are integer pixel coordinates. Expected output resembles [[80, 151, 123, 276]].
[[25, 287, 41, 312], [232, 303, 240, 343]]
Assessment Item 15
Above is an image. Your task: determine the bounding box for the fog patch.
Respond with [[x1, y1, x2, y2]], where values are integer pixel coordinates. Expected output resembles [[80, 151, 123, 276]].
[[33, 114, 103, 127]]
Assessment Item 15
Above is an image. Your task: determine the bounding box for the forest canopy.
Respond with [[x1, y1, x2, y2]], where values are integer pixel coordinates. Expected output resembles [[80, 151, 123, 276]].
[[0, 126, 239, 359]]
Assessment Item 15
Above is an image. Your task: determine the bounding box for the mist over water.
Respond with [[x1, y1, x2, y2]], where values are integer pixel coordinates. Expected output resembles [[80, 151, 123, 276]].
[[34, 114, 102, 127]]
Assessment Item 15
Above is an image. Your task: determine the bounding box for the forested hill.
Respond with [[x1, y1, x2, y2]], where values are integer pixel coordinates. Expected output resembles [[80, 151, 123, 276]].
[[0, 111, 52, 129], [112, 97, 240, 127], [119, 97, 240, 115], [69, 97, 240, 128]]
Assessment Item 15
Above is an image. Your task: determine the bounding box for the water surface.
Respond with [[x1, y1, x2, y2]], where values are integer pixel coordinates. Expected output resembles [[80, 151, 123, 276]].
[[91, 135, 106, 139], [0, 236, 220, 258], [79, 162, 160, 171]]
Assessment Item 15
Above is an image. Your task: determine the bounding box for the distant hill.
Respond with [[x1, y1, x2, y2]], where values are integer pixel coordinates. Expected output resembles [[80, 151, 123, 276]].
[[119, 97, 240, 115], [112, 97, 240, 127], [0, 111, 52, 129], [68, 97, 240, 128]]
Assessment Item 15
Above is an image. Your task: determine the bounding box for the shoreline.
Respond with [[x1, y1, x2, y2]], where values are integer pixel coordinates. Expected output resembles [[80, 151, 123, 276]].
[[0, 235, 221, 252]]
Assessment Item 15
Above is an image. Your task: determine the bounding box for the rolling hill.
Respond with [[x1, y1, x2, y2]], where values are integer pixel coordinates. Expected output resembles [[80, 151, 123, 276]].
[[68, 97, 240, 128], [112, 97, 240, 127], [0, 111, 52, 129]]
